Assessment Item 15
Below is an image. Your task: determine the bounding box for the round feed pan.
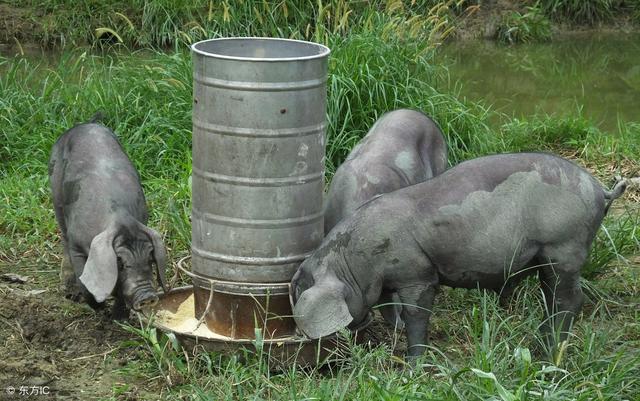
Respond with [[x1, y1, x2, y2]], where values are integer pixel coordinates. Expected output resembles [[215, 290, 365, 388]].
[[179, 256, 298, 339], [141, 285, 372, 368]]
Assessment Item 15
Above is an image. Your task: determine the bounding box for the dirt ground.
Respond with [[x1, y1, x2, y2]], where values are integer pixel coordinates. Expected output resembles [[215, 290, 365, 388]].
[[0, 3, 37, 45], [0, 256, 406, 400], [0, 259, 143, 400]]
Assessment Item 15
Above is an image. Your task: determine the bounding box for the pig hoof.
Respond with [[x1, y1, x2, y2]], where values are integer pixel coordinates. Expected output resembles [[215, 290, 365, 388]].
[[60, 275, 77, 294], [134, 297, 158, 311]]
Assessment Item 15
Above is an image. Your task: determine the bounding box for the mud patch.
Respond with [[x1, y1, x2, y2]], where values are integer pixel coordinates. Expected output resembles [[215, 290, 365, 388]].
[[0, 263, 143, 400]]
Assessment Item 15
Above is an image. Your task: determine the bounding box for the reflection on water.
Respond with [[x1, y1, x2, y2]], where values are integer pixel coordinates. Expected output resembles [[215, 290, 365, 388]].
[[439, 33, 640, 132], [0, 44, 59, 63]]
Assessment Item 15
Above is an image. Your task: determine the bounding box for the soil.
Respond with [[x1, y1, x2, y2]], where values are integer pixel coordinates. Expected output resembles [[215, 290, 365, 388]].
[[0, 260, 145, 400], [0, 3, 39, 45], [0, 256, 410, 400]]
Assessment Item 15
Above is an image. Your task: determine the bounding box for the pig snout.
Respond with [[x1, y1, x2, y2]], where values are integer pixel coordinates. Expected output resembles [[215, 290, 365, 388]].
[[131, 286, 159, 311]]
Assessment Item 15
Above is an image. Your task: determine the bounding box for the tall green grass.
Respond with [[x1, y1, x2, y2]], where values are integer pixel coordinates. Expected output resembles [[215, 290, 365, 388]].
[[6, 0, 463, 48], [496, 5, 552, 44], [0, 50, 194, 260], [539, 0, 615, 25], [5, 0, 638, 49], [2, 37, 638, 262], [0, 29, 495, 259]]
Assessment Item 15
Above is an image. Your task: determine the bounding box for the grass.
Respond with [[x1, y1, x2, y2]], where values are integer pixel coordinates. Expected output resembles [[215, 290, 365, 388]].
[[1, 3, 639, 400], [0, 27, 493, 257], [3, 0, 638, 50], [1, 42, 638, 398], [539, 0, 615, 25], [3, 0, 464, 48], [109, 286, 639, 400], [496, 5, 552, 44]]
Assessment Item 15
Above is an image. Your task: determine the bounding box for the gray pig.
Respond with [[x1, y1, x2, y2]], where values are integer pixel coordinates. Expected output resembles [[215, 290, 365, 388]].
[[324, 109, 447, 327], [292, 153, 627, 358], [324, 109, 447, 233], [49, 115, 167, 319]]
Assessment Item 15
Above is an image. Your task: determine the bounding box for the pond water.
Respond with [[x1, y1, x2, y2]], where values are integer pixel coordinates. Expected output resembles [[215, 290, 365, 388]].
[[438, 33, 640, 132]]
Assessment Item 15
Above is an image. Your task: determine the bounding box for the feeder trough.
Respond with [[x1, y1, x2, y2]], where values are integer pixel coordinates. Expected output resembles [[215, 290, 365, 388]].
[[142, 283, 372, 368], [143, 37, 371, 366]]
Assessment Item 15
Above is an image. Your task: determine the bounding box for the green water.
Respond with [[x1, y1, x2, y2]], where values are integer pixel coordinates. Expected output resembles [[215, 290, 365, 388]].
[[439, 33, 640, 132]]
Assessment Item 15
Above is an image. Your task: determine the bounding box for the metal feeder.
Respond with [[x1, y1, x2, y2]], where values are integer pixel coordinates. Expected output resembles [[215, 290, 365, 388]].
[[144, 263, 372, 367], [145, 38, 368, 365]]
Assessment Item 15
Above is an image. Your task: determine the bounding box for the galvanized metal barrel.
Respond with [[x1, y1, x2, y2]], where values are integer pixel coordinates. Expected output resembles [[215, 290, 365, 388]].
[[191, 38, 329, 338]]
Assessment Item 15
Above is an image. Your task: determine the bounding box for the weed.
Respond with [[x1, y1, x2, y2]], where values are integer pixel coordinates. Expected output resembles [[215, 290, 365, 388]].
[[633, 0, 640, 23], [496, 5, 552, 44], [586, 206, 640, 278], [5, 0, 466, 49], [539, 0, 615, 25], [115, 286, 640, 398]]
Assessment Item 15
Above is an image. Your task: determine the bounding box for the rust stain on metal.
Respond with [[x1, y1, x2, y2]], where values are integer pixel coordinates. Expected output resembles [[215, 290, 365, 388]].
[[194, 285, 296, 339]]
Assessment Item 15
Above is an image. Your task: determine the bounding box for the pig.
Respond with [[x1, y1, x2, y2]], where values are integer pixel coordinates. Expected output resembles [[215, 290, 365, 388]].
[[323, 109, 447, 327], [291, 152, 628, 359], [324, 109, 447, 233], [49, 114, 167, 319]]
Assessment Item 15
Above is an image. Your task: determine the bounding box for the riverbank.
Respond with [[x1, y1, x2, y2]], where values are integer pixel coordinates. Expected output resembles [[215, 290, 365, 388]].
[[455, 0, 639, 41], [1, 1, 638, 49]]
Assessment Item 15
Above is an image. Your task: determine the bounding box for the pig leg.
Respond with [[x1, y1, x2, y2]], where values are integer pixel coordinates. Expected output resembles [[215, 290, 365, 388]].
[[498, 280, 517, 307], [538, 248, 586, 352], [51, 190, 75, 293], [49, 153, 75, 295], [499, 266, 534, 307], [60, 246, 76, 294], [378, 291, 404, 329], [397, 283, 437, 360], [65, 251, 87, 302], [67, 251, 102, 309]]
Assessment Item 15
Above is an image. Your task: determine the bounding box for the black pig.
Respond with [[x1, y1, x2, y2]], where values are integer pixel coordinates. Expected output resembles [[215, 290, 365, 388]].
[[49, 114, 167, 319]]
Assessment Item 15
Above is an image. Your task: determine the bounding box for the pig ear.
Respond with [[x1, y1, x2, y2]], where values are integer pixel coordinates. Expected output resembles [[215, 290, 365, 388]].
[[79, 227, 119, 303], [138, 223, 168, 293], [293, 283, 353, 339]]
